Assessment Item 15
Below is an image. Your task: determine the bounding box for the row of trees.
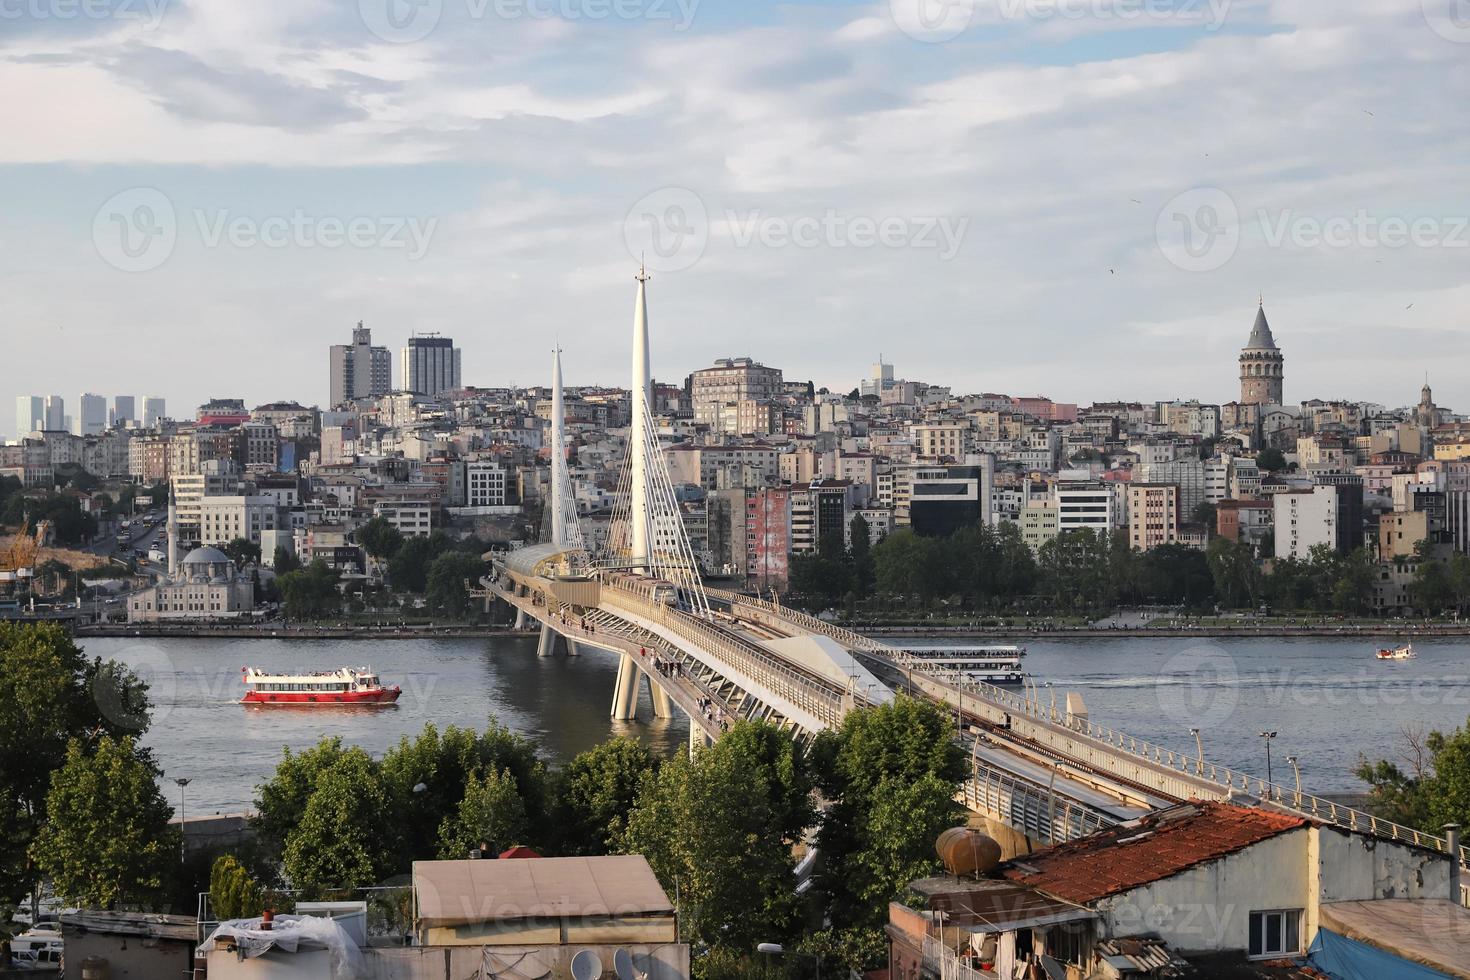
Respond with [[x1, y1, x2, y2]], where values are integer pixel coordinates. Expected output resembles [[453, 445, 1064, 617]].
[[227, 697, 962, 973], [791, 520, 1470, 617]]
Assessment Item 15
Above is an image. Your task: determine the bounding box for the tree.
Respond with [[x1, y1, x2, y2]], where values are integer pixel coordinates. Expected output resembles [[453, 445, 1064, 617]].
[[849, 514, 874, 599], [210, 854, 265, 921], [281, 747, 394, 891], [1359, 720, 1470, 833], [30, 736, 176, 910], [424, 552, 486, 619], [0, 624, 151, 906], [1256, 448, 1287, 473], [389, 536, 435, 593], [1192, 501, 1218, 532], [1206, 537, 1260, 609], [437, 768, 528, 859], [621, 721, 813, 956], [277, 559, 341, 620], [253, 737, 351, 864], [809, 696, 965, 966], [357, 517, 404, 560], [222, 538, 262, 568], [554, 737, 657, 855], [1412, 556, 1455, 614], [272, 546, 301, 574], [379, 721, 551, 867]]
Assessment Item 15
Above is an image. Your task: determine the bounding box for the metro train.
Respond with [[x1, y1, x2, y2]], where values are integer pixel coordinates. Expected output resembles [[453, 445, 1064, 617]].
[[604, 570, 681, 608]]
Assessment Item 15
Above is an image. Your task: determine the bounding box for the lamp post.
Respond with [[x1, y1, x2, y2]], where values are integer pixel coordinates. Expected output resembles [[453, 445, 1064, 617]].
[[1286, 756, 1302, 806], [757, 943, 820, 980], [1258, 732, 1277, 796], [173, 777, 191, 866], [1044, 681, 1056, 722], [1190, 728, 1204, 776]]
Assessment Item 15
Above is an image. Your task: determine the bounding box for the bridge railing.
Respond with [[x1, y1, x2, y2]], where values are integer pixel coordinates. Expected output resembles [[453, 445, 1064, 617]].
[[963, 759, 1115, 846], [712, 588, 1470, 865], [601, 583, 850, 729]]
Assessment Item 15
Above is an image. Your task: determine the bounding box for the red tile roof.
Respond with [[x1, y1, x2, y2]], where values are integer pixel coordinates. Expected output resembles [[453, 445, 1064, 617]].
[[1002, 802, 1305, 905]]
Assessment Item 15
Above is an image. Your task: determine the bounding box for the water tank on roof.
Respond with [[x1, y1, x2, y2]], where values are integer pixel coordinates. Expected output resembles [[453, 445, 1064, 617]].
[[936, 826, 1002, 877]]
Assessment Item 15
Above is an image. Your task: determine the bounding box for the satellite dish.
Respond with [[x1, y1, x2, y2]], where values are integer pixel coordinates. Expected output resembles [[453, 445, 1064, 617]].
[[571, 949, 604, 980], [614, 948, 639, 980]]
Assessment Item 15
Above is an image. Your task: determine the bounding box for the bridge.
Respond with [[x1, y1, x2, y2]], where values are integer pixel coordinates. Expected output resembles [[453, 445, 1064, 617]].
[[483, 270, 1467, 868]]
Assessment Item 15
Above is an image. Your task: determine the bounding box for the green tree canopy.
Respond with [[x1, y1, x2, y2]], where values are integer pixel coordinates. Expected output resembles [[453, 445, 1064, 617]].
[[277, 559, 341, 620], [621, 720, 813, 956], [357, 517, 404, 560], [424, 551, 487, 619], [437, 768, 528, 859], [553, 737, 658, 855], [1359, 720, 1470, 833], [281, 747, 394, 891], [30, 735, 176, 910], [210, 854, 265, 921], [0, 624, 151, 905]]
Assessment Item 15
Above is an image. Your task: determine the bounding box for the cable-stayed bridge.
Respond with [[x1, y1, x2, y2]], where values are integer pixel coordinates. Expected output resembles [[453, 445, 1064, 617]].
[[482, 271, 1464, 866]]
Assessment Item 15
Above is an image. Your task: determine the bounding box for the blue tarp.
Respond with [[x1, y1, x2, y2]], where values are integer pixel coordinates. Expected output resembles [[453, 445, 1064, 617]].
[[1308, 927, 1453, 980]]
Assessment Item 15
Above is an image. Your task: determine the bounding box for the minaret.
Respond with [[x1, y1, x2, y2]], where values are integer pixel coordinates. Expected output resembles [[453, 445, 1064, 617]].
[[1239, 298, 1284, 406], [629, 266, 652, 569], [166, 482, 178, 579], [550, 347, 570, 549]]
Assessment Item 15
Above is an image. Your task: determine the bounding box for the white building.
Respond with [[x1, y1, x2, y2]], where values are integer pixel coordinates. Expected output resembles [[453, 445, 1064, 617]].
[[466, 459, 508, 507], [1054, 480, 1115, 536], [128, 546, 255, 622], [14, 395, 43, 439], [198, 495, 281, 546], [1274, 486, 1339, 560]]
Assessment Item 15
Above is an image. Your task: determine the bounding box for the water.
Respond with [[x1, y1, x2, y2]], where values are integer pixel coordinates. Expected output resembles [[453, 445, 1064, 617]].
[[82, 633, 1470, 812], [82, 635, 689, 813]]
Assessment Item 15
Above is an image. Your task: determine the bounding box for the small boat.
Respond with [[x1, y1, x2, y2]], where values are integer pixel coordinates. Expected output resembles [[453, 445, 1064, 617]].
[[241, 667, 401, 705], [1376, 644, 1416, 661]]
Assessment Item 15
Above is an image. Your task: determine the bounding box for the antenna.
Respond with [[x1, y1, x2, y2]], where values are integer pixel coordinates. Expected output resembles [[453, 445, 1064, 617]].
[[571, 949, 604, 980]]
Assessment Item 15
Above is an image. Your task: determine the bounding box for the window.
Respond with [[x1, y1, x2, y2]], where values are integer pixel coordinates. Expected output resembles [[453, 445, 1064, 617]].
[[1248, 909, 1301, 959]]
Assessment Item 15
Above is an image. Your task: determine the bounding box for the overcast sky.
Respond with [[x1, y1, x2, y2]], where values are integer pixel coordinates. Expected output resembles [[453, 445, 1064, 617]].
[[3, 0, 1468, 428]]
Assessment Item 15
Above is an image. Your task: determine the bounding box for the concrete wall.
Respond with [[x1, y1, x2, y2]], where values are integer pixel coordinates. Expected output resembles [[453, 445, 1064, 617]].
[[62, 933, 194, 980], [209, 943, 689, 980]]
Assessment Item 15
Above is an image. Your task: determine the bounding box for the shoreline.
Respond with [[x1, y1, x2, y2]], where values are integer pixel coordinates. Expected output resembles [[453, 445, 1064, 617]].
[[67, 622, 1470, 640]]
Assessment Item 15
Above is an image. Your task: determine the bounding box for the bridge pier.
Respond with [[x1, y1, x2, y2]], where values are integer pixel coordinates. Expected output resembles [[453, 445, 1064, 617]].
[[611, 653, 640, 720], [536, 624, 559, 658], [649, 678, 674, 719], [513, 608, 527, 630]]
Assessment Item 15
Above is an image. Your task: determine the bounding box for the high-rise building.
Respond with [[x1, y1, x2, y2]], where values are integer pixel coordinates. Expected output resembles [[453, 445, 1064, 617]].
[[1239, 300, 1284, 406], [77, 393, 108, 436], [14, 396, 43, 439], [144, 397, 167, 428], [113, 395, 136, 428], [329, 322, 392, 407], [401, 334, 462, 398], [44, 395, 65, 431]]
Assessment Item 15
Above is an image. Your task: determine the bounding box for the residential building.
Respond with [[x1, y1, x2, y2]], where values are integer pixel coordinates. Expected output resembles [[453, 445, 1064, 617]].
[[1020, 500, 1059, 551], [0, 440, 52, 488], [914, 421, 969, 460], [466, 459, 508, 507], [1127, 483, 1180, 551], [746, 487, 792, 591], [690, 357, 783, 433], [1274, 486, 1341, 560], [1216, 499, 1273, 550], [329, 322, 392, 407], [401, 334, 462, 398], [1379, 510, 1429, 559]]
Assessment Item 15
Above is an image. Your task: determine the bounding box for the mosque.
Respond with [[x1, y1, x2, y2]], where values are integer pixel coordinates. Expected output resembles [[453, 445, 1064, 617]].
[[127, 488, 256, 623]]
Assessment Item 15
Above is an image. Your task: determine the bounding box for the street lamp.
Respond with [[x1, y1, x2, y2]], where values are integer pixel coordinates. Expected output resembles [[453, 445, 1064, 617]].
[[173, 777, 191, 866], [1190, 728, 1204, 776], [756, 943, 820, 980], [1044, 681, 1056, 722], [1257, 732, 1277, 795], [1286, 756, 1302, 805]]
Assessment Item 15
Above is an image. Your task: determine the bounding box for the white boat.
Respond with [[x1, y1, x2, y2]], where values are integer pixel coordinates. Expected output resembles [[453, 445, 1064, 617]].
[[890, 644, 1029, 687], [1376, 644, 1416, 661]]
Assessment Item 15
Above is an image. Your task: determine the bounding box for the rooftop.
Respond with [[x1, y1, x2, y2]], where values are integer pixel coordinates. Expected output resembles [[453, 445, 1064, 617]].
[[1319, 899, 1470, 978], [413, 854, 674, 929], [1002, 801, 1305, 905]]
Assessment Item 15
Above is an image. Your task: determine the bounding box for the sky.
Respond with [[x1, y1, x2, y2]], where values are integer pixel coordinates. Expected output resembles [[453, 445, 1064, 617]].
[[3, 0, 1469, 429]]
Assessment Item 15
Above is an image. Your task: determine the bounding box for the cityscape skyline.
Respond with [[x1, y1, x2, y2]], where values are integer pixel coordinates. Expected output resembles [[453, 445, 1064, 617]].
[[3, 2, 1468, 415]]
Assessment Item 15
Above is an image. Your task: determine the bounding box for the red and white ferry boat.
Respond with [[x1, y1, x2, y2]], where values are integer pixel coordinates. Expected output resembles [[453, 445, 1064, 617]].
[[240, 667, 401, 706]]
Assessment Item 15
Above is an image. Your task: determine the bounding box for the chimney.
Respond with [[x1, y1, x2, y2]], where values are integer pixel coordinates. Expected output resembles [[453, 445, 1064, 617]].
[[1445, 824, 1461, 904]]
